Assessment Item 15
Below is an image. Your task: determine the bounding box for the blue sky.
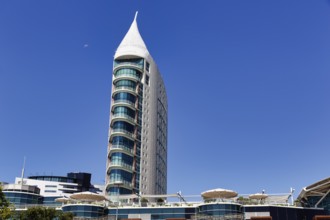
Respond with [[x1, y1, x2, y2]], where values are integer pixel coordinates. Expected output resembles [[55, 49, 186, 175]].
[[0, 0, 329, 198]]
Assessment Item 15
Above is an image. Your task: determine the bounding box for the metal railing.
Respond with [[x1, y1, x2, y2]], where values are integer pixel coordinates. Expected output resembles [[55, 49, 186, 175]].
[[108, 180, 132, 188], [112, 113, 136, 124], [113, 86, 136, 93], [12, 203, 62, 210], [113, 72, 141, 82], [110, 145, 134, 154], [113, 100, 136, 107], [110, 129, 135, 139], [109, 161, 133, 171], [114, 62, 143, 71]]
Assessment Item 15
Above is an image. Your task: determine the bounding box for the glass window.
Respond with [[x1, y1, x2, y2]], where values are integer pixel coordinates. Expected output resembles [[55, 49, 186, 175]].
[[113, 92, 136, 104], [146, 62, 150, 72], [114, 80, 137, 89], [145, 74, 149, 85], [111, 136, 135, 148], [114, 68, 142, 80], [113, 106, 135, 118], [112, 121, 135, 133], [114, 58, 144, 69]]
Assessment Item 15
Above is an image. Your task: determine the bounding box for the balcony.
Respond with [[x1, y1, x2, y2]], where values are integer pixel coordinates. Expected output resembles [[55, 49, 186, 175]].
[[107, 180, 133, 189], [113, 86, 137, 95], [113, 72, 141, 83], [109, 144, 134, 156], [112, 100, 136, 110], [113, 62, 143, 72], [108, 161, 133, 172], [111, 113, 136, 125], [109, 129, 135, 141]]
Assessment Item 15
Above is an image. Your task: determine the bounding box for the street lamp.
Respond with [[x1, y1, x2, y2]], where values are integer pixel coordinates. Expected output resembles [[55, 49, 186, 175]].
[[136, 193, 141, 206], [113, 181, 123, 220], [290, 187, 295, 206]]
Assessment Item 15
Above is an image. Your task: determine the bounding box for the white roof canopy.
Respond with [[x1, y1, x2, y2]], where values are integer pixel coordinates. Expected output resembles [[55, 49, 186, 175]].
[[201, 188, 238, 199]]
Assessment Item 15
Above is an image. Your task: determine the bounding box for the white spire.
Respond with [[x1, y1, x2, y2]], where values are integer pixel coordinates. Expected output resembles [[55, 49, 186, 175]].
[[115, 12, 150, 59], [134, 11, 138, 21]]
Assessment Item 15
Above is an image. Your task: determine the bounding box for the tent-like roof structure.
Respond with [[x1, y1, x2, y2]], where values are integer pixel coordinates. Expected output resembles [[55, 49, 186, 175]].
[[201, 188, 238, 199], [297, 177, 330, 207], [70, 192, 107, 202], [249, 193, 268, 200], [55, 197, 71, 203]]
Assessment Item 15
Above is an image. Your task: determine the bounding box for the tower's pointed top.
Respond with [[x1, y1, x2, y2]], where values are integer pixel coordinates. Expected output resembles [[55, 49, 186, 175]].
[[134, 11, 138, 21], [115, 12, 150, 59]]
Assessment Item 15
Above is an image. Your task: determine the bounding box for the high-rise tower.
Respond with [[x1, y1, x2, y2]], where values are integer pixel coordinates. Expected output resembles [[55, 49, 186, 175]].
[[106, 13, 168, 198]]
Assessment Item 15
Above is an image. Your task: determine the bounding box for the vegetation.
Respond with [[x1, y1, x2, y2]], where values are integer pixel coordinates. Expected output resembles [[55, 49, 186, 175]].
[[236, 196, 253, 205], [156, 198, 165, 205], [0, 184, 12, 219], [140, 197, 148, 203], [13, 207, 73, 220]]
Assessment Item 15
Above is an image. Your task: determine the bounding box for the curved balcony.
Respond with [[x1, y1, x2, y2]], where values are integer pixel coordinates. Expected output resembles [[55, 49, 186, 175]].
[[113, 85, 136, 94], [109, 129, 135, 141], [111, 99, 137, 111], [106, 180, 133, 191], [112, 86, 137, 97], [107, 161, 133, 174], [111, 113, 136, 126], [113, 62, 143, 73], [113, 72, 141, 83], [108, 144, 134, 156]]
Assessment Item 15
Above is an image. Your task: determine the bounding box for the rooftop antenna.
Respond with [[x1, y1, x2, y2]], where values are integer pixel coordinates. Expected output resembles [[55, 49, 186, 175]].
[[20, 156, 26, 187]]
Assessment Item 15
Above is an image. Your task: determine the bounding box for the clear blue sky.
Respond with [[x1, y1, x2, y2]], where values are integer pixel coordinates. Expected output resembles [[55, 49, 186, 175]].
[[0, 0, 329, 198]]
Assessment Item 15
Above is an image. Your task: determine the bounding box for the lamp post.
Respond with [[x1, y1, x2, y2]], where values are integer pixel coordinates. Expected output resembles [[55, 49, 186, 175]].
[[114, 181, 123, 220], [290, 187, 295, 206], [136, 193, 141, 206]]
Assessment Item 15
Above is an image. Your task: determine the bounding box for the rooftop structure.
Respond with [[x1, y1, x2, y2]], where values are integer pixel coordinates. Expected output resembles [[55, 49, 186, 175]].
[[297, 177, 330, 214], [3, 172, 329, 220], [2, 172, 103, 208]]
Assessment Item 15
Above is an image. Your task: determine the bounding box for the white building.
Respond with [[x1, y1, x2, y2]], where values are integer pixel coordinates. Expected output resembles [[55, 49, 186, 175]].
[[12, 172, 103, 205], [106, 12, 168, 198]]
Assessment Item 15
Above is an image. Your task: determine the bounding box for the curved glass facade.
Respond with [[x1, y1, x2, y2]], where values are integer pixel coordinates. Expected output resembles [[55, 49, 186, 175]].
[[114, 58, 144, 69], [111, 136, 135, 149], [110, 152, 133, 168], [62, 205, 108, 218], [109, 169, 133, 182], [114, 68, 142, 80], [108, 207, 196, 220], [197, 203, 243, 220], [113, 121, 135, 133], [4, 192, 42, 205], [113, 106, 136, 119], [106, 203, 242, 220], [107, 57, 144, 197], [113, 92, 136, 104], [114, 80, 137, 90]]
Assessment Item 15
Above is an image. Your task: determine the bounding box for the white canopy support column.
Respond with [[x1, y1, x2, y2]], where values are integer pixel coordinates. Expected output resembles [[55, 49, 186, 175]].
[[315, 188, 330, 208]]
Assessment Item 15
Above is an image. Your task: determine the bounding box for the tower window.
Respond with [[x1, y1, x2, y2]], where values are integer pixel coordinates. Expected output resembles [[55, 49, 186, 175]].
[[146, 62, 150, 72], [145, 75, 149, 85]]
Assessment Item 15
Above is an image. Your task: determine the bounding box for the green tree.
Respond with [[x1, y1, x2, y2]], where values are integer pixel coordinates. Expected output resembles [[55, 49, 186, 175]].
[[156, 198, 164, 205], [18, 207, 73, 220], [57, 211, 74, 220], [0, 184, 12, 219]]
